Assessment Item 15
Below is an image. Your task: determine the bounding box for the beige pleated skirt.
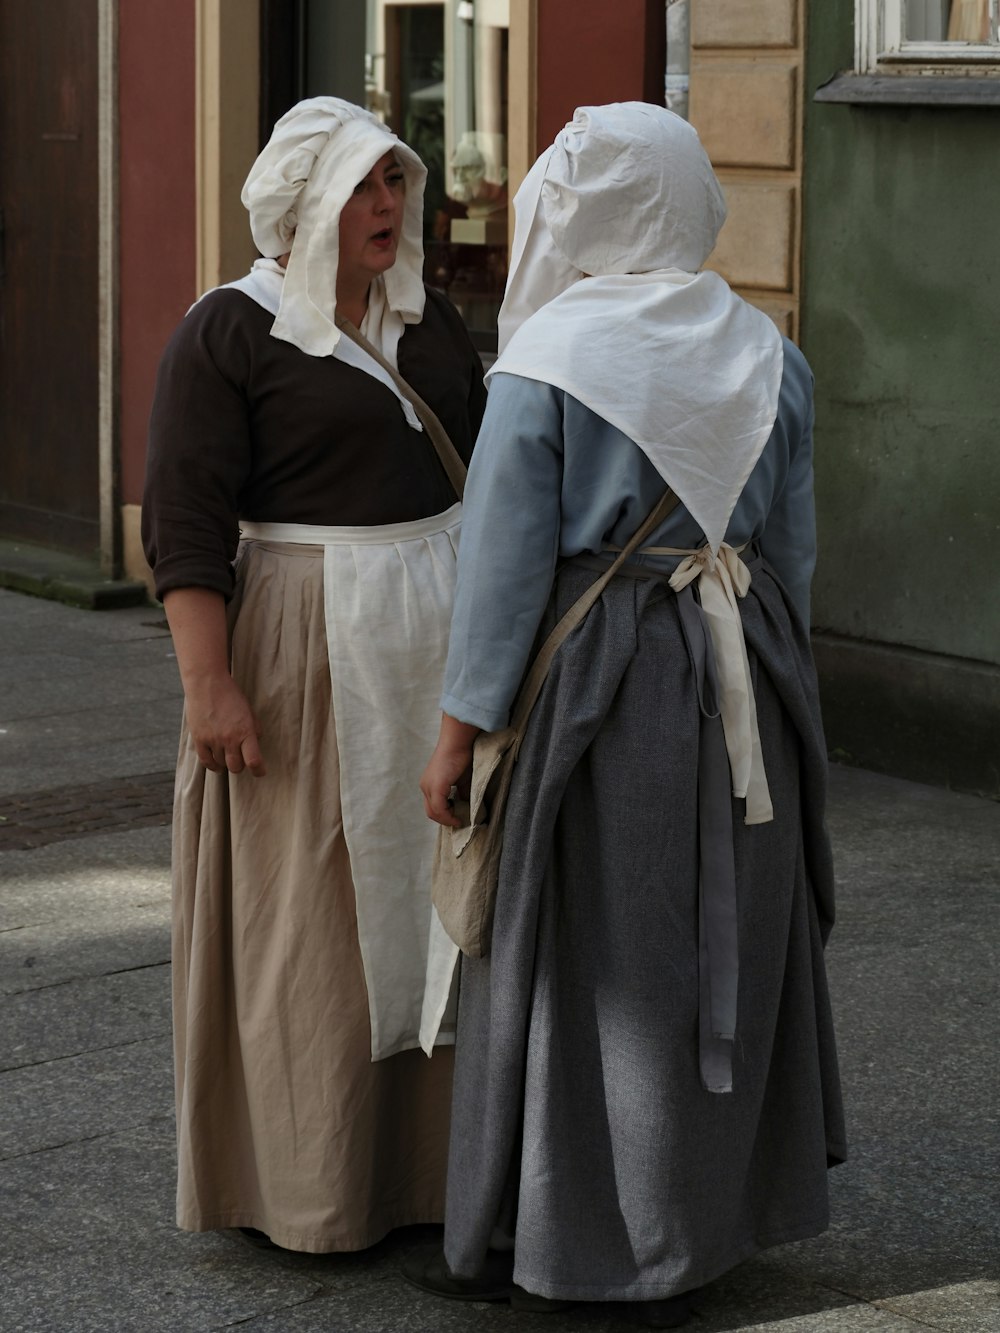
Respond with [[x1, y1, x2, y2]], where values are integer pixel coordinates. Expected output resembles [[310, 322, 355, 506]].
[[171, 538, 454, 1252]]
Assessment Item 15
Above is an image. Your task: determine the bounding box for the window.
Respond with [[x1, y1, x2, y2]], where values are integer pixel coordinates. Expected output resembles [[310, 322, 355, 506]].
[[857, 0, 1000, 73], [267, 0, 516, 353], [370, 0, 512, 350], [665, 0, 690, 120]]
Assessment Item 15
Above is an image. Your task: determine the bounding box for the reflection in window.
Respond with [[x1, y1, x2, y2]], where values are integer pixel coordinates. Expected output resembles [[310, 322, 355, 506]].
[[368, 1, 510, 347], [905, 0, 997, 41], [665, 0, 690, 120]]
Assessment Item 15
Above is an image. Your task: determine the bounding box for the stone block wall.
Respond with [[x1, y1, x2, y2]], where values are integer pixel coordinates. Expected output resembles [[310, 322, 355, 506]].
[[687, 0, 804, 338]]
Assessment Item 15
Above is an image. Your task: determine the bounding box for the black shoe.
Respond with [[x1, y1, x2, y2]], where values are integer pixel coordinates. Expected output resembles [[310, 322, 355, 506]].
[[401, 1245, 514, 1302], [401, 1244, 576, 1312], [630, 1289, 696, 1328], [234, 1226, 281, 1251], [510, 1287, 578, 1313]]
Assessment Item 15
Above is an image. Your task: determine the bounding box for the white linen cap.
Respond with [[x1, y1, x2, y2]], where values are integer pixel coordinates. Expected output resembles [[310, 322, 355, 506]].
[[542, 101, 728, 275], [242, 97, 427, 357]]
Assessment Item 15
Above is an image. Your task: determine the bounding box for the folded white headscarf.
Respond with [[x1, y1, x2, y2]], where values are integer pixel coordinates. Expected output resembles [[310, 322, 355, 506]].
[[490, 102, 784, 553], [241, 96, 427, 361]]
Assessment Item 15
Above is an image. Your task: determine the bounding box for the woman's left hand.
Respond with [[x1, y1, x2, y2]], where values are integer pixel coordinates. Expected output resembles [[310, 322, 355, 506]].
[[420, 715, 480, 827]]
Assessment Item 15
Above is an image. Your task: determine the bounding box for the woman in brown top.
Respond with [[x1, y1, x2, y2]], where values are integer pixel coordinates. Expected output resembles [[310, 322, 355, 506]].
[[143, 98, 485, 1253]]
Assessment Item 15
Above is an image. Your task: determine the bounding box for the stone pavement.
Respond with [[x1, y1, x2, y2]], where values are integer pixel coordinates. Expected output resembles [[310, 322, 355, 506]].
[[0, 586, 996, 1333]]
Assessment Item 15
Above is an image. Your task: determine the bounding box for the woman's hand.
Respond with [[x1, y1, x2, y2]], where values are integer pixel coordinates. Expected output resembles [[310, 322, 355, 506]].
[[163, 586, 267, 777], [420, 714, 481, 827], [184, 674, 266, 776]]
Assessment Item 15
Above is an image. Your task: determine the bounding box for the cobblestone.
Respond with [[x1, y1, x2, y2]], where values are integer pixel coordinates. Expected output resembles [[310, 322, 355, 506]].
[[2, 588, 998, 1333], [0, 771, 174, 851]]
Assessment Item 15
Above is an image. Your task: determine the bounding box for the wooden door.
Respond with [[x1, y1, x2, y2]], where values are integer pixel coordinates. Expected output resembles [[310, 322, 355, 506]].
[[0, 0, 100, 552]]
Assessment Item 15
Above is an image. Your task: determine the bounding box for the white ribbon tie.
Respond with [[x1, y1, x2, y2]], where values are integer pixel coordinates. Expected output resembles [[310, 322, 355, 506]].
[[667, 544, 773, 825]]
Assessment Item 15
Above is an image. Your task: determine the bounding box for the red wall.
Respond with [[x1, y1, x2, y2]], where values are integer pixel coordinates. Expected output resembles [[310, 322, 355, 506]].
[[535, 1, 666, 152], [119, 0, 197, 506]]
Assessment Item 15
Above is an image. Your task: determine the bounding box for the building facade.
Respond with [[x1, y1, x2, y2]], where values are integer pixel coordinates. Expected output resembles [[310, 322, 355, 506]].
[[0, 0, 995, 794], [803, 0, 999, 796]]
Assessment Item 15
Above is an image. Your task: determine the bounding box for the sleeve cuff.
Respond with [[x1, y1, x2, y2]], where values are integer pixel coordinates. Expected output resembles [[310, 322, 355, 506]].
[[439, 691, 509, 734], [152, 556, 235, 604]]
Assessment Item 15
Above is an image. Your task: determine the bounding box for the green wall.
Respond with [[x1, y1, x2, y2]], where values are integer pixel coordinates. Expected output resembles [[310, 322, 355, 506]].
[[802, 2, 999, 795], [804, 2, 999, 667]]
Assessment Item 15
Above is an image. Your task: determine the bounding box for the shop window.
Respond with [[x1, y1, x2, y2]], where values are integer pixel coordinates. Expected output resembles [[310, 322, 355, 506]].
[[857, 0, 1000, 71], [665, 0, 690, 120], [371, 0, 511, 351], [265, 1, 513, 352]]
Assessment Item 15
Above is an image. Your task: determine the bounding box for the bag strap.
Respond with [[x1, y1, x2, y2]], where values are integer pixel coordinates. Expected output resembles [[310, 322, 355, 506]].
[[336, 316, 468, 500], [509, 487, 682, 754]]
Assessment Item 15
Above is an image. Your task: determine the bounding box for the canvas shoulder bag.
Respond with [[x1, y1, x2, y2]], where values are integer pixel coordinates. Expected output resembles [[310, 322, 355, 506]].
[[432, 485, 681, 958], [335, 316, 468, 499]]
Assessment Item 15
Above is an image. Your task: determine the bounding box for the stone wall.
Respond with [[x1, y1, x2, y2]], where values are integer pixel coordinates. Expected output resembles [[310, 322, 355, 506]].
[[688, 0, 804, 337]]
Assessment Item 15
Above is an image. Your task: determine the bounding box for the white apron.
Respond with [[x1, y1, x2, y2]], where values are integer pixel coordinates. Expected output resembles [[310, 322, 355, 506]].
[[239, 507, 461, 1061]]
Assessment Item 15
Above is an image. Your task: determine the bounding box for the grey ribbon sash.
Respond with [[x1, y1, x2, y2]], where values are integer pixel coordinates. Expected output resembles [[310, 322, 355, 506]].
[[569, 552, 747, 1094], [674, 583, 739, 1094]]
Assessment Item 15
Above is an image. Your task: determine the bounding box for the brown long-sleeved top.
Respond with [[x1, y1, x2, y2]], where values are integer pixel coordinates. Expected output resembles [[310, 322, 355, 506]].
[[142, 286, 487, 601]]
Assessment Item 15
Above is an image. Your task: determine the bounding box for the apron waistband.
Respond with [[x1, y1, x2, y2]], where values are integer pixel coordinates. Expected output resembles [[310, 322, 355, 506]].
[[239, 503, 461, 548], [568, 542, 771, 823]]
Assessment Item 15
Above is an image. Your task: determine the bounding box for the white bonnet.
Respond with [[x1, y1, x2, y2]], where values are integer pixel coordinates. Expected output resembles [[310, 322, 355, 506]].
[[491, 102, 783, 560], [498, 102, 727, 354], [542, 102, 727, 275], [242, 96, 427, 356]]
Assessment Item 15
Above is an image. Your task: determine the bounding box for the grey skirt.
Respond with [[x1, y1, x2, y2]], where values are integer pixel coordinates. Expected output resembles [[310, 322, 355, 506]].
[[443, 555, 845, 1301]]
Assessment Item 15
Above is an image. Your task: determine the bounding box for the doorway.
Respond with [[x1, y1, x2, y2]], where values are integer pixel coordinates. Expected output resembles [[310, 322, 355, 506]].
[[0, 0, 100, 553]]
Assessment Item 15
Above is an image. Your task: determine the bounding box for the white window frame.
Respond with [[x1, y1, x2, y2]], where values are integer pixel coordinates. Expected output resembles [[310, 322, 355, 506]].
[[857, 0, 1000, 73]]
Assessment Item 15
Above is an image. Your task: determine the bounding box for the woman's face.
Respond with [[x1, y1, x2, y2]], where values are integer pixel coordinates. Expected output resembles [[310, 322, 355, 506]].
[[338, 151, 406, 286]]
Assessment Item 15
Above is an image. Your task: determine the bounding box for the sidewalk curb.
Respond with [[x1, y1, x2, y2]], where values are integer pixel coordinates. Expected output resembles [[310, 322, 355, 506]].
[[0, 539, 149, 610]]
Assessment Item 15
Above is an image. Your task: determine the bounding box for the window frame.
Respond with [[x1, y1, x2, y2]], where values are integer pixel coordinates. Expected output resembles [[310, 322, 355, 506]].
[[856, 0, 1000, 73]]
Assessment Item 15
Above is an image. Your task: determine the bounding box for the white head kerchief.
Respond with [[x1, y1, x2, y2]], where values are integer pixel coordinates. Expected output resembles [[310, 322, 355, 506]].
[[490, 102, 784, 553], [241, 96, 427, 362]]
